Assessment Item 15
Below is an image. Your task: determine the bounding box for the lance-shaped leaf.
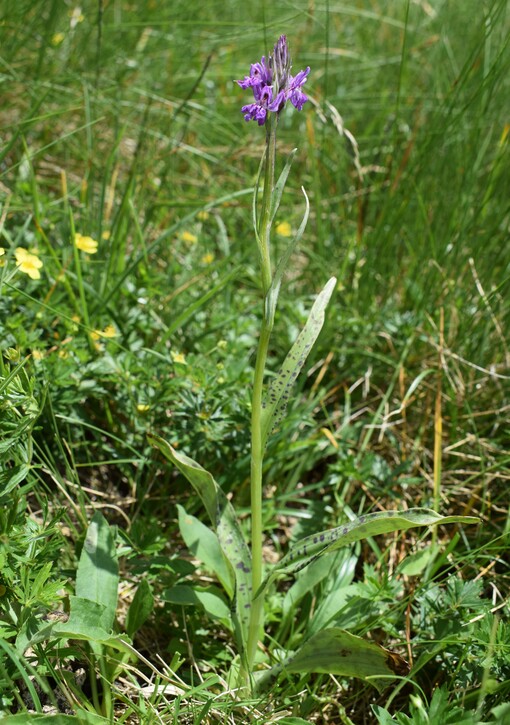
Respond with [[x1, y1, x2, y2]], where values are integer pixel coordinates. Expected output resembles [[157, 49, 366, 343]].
[[255, 627, 410, 693], [148, 434, 251, 654], [261, 276, 337, 448], [256, 508, 478, 598]]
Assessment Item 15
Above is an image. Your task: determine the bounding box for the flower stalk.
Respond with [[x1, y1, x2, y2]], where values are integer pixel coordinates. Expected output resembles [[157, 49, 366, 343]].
[[236, 35, 310, 675]]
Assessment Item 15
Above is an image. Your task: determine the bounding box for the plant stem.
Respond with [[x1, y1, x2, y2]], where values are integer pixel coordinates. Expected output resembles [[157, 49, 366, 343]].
[[246, 116, 277, 673]]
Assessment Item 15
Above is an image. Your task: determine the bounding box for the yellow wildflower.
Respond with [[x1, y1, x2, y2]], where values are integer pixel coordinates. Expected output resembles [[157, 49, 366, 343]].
[[136, 403, 150, 413], [275, 221, 292, 237], [14, 248, 43, 280], [201, 252, 214, 265], [101, 324, 117, 338], [179, 231, 197, 244], [75, 233, 98, 254], [197, 210, 210, 222], [32, 350, 45, 361], [171, 351, 187, 365], [52, 32, 65, 46], [0, 247, 5, 267], [90, 324, 117, 340], [101, 230, 111, 240]]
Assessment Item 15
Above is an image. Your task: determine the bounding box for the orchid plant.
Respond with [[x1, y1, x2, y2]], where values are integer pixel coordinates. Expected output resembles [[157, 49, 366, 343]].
[[149, 36, 477, 694]]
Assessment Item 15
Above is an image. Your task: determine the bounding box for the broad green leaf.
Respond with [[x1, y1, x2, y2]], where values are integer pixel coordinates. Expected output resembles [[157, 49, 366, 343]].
[[148, 435, 251, 654], [17, 597, 131, 654], [163, 584, 231, 629], [255, 628, 409, 693], [76, 511, 119, 631], [257, 508, 478, 597], [261, 276, 337, 448], [177, 503, 234, 597], [125, 578, 154, 638]]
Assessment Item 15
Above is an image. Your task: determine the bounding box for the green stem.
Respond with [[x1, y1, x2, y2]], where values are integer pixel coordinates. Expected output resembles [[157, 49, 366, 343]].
[[245, 116, 277, 673]]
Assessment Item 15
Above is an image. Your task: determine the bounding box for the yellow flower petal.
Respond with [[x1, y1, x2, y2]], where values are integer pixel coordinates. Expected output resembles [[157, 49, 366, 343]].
[[275, 221, 292, 237], [136, 403, 150, 413], [171, 351, 187, 365], [201, 252, 214, 265], [14, 248, 43, 280], [179, 231, 197, 244], [75, 233, 98, 254], [90, 324, 117, 340]]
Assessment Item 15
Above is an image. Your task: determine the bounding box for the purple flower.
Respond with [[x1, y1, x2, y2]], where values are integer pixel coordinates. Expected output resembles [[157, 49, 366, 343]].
[[236, 35, 310, 125]]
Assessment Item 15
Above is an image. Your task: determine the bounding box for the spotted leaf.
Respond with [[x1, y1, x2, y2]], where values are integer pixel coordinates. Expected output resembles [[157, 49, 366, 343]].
[[256, 508, 478, 597], [261, 276, 336, 448], [254, 627, 410, 693]]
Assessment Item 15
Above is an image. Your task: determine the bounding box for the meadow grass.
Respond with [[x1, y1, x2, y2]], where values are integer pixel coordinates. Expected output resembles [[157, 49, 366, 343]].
[[0, 0, 509, 722]]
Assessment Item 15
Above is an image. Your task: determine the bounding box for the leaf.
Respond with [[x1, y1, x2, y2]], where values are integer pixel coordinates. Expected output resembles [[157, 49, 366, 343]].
[[282, 549, 356, 619], [255, 628, 410, 693], [75, 512, 119, 631], [163, 584, 232, 628], [125, 578, 154, 638], [177, 503, 234, 597], [148, 435, 251, 655], [0, 465, 30, 496], [261, 276, 337, 447], [397, 546, 438, 577], [16, 597, 131, 655], [257, 508, 479, 597]]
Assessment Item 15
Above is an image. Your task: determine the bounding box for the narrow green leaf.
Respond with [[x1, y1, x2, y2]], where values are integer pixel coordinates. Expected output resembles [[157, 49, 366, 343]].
[[125, 579, 154, 638], [75, 512, 119, 631], [257, 508, 478, 596], [0, 465, 30, 495], [261, 276, 337, 447], [177, 504, 234, 598], [148, 435, 252, 654], [255, 628, 409, 693]]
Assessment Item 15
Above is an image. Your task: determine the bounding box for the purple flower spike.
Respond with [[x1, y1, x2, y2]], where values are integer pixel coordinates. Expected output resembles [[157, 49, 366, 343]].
[[235, 36, 309, 125]]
